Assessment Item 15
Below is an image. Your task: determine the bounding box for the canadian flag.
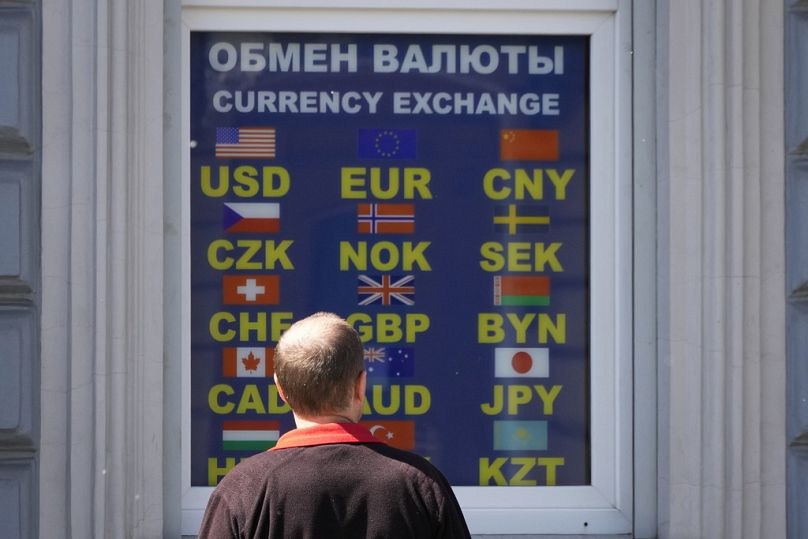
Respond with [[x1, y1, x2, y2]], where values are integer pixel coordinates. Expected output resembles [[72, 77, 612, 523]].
[[222, 347, 274, 378]]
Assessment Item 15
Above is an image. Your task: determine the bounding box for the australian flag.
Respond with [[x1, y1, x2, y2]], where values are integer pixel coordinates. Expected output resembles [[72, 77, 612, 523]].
[[363, 346, 415, 378]]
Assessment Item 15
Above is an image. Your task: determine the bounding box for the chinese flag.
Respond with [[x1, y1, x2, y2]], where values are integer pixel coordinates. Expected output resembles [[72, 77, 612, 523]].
[[500, 129, 559, 161]]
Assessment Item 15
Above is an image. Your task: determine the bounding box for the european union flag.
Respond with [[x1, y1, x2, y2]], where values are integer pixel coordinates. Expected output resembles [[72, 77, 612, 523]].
[[493, 420, 548, 451], [358, 129, 417, 159]]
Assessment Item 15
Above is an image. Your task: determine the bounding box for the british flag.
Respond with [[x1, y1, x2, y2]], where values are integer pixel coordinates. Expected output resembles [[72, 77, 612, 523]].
[[363, 347, 387, 362], [357, 274, 415, 306]]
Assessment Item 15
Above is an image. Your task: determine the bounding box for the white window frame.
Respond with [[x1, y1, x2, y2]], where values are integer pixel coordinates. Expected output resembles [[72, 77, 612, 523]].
[[180, 1, 633, 535]]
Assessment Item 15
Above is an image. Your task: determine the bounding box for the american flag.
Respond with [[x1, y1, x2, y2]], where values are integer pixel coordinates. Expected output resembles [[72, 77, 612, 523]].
[[357, 274, 415, 306], [215, 127, 276, 158]]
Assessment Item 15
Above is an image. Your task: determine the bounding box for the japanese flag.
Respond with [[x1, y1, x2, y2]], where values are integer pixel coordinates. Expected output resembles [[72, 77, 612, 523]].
[[494, 348, 549, 378]]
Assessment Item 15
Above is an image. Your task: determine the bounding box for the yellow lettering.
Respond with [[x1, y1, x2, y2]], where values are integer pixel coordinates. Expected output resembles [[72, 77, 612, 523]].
[[232, 166, 260, 197], [510, 457, 537, 486], [478, 313, 505, 343], [208, 457, 238, 486], [482, 168, 510, 200], [261, 167, 290, 197], [268, 385, 291, 413], [235, 240, 263, 270], [235, 384, 266, 414], [210, 312, 237, 342], [508, 242, 532, 271], [480, 385, 504, 415], [483, 168, 574, 201], [370, 241, 400, 270], [340, 241, 430, 271], [477, 313, 566, 344], [209, 312, 294, 343], [404, 385, 431, 414], [200, 166, 229, 197], [340, 241, 367, 270], [507, 385, 533, 415], [208, 239, 234, 270], [506, 313, 535, 343], [347, 313, 429, 343], [208, 384, 235, 414], [539, 313, 565, 344], [198, 166, 290, 198], [265, 240, 294, 270], [513, 169, 543, 200], [479, 457, 508, 485], [372, 384, 399, 415], [479, 242, 504, 272], [538, 457, 565, 486], [535, 384, 563, 415], [546, 169, 574, 200], [341, 167, 433, 199]]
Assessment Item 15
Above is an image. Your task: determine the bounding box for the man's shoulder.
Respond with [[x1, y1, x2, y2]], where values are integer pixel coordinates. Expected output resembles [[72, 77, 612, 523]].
[[212, 449, 282, 493], [360, 443, 454, 489], [215, 442, 450, 492]]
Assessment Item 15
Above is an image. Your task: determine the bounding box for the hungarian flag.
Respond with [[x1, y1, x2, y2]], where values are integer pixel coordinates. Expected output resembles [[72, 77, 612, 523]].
[[500, 129, 559, 161], [222, 347, 274, 378], [494, 348, 549, 378], [223, 202, 280, 233], [222, 275, 280, 305], [360, 420, 415, 450], [222, 420, 281, 451], [494, 275, 550, 306]]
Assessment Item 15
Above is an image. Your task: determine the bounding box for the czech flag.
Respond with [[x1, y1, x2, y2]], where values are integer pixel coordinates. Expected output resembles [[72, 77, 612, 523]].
[[223, 202, 280, 233]]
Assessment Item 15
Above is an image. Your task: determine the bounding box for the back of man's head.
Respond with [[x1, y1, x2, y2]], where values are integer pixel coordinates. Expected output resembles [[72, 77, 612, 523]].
[[274, 312, 364, 417]]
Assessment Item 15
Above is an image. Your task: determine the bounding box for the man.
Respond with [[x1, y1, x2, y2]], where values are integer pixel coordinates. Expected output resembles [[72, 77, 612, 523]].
[[199, 312, 471, 538]]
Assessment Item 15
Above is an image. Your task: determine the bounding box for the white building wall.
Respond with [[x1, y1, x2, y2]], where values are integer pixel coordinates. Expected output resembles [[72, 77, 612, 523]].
[[34, 0, 788, 537], [657, 1, 786, 537], [40, 0, 165, 536]]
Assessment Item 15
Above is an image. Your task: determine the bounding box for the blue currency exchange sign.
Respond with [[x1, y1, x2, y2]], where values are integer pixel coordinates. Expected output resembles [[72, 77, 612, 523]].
[[190, 32, 589, 487]]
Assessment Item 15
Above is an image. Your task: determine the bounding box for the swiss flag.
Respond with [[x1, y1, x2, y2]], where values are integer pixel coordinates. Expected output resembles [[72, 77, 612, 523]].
[[222, 275, 280, 305]]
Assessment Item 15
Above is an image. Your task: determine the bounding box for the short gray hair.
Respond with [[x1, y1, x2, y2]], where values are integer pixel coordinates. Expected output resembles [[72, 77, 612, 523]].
[[274, 312, 364, 416]]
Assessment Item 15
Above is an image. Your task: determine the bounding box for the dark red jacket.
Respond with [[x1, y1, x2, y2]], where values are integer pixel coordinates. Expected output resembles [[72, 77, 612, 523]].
[[198, 423, 471, 538]]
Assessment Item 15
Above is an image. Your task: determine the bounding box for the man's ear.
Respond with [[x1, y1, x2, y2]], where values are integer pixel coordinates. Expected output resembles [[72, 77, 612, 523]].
[[274, 374, 288, 403], [354, 369, 367, 403]]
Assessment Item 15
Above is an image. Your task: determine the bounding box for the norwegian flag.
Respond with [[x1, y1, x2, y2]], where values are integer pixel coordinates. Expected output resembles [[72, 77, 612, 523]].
[[357, 203, 415, 234], [357, 274, 415, 306]]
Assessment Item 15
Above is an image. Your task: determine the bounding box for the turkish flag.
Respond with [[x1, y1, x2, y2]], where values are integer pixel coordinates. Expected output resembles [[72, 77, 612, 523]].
[[360, 420, 415, 450]]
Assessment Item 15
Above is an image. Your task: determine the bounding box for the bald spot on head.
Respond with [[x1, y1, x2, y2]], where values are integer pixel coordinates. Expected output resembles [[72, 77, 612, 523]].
[[274, 312, 364, 417]]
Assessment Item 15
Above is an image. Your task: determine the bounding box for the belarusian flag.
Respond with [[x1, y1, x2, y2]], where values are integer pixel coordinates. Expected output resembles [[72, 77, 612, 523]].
[[494, 275, 550, 306]]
